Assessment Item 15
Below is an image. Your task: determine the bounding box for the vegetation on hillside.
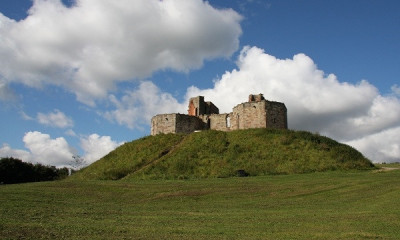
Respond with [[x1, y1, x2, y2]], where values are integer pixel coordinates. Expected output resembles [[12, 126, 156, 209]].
[[0, 157, 69, 184], [74, 129, 374, 180]]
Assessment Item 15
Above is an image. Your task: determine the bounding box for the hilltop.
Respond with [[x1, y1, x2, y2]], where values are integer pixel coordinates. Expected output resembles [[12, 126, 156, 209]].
[[74, 129, 374, 180]]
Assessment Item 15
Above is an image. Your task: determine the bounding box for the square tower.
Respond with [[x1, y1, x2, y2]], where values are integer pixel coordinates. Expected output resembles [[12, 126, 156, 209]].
[[188, 96, 219, 116]]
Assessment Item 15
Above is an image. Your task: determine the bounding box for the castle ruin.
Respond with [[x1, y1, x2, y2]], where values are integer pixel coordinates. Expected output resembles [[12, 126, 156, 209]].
[[151, 94, 287, 135]]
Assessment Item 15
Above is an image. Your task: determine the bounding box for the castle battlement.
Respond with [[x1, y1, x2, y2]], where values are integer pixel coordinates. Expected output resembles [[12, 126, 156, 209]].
[[151, 94, 287, 135]]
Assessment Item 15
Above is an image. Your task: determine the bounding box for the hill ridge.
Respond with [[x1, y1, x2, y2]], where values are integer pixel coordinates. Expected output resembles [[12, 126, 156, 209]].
[[74, 129, 374, 180]]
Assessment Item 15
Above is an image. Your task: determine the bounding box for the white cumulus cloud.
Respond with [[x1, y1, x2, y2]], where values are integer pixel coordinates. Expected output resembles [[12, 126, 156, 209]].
[[0, 143, 31, 161], [0, 0, 242, 105], [103, 81, 186, 129], [80, 134, 123, 164], [37, 109, 74, 128], [0, 131, 122, 167], [22, 131, 74, 166], [345, 127, 400, 163]]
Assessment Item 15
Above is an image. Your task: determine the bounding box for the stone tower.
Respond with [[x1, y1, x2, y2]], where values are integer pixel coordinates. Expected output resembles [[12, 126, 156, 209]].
[[188, 96, 219, 116]]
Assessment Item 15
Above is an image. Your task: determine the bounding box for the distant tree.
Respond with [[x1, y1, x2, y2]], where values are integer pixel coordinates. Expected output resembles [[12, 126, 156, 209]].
[[0, 157, 69, 184], [57, 167, 70, 179], [71, 155, 86, 170]]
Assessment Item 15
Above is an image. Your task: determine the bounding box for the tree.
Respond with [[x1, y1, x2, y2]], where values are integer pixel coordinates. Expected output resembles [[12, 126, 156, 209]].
[[0, 157, 69, 184], [71, 155, 86, 170]]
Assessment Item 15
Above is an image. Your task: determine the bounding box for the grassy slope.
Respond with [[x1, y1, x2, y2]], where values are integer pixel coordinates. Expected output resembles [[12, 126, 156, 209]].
[[1, 170, 400, 239], [75, 133, 186, 180], [75, 129, 374, 180]]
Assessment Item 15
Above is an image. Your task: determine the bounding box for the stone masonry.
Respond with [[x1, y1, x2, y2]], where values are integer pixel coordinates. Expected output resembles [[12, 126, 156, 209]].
[[151, 94, 287, 135]]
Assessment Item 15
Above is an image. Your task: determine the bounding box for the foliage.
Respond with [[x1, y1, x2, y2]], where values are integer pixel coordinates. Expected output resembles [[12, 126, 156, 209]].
[[71, 155, 86, 170], [0, 157, 69, 184], [73, 129, 375, 180], [1, 171, 400, 239]]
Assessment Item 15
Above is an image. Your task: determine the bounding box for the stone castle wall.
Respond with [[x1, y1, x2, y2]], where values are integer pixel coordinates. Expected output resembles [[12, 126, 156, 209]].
[[151, 94, 287, 135], [175, 114, 205, 133], [231, 101, 267, 130], [188, 96, 219, 116], [265, 101, 288, 129], [209, 113, 231, 131], [151, 114, 177, 135], [151, 113, 205, 135]]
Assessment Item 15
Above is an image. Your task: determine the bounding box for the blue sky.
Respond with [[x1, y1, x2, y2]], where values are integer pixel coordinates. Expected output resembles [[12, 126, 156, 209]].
[[0, 0, 399, 167]]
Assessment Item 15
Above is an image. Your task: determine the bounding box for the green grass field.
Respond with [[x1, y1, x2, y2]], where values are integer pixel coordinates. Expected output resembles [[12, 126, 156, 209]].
[[1, 169, 400, 239]]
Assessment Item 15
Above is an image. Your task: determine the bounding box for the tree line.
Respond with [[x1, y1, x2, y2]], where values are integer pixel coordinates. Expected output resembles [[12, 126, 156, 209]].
[[0, 157, 69, 184]]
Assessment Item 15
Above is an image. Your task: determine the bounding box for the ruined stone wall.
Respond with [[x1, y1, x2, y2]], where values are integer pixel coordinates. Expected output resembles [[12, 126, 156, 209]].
[[205, 101, 219, 115], [265, 101, 287, 129], [175, 114, 205, 133], [151, 114, 177, 135], [188, 101, 196, 116], [151, 94, 287, 136], [188, 96, 219, 116], [248, 94, 265, 102], [231, 101, 267, 130], [188, 96, 205, 116], [209, 113, 232, 131], [230, 100, 287, 130], [151, 113, 205, 135]]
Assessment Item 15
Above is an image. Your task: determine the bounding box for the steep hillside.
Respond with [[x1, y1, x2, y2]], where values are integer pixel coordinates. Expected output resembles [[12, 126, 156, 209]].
[[74, 129, 374, 180]]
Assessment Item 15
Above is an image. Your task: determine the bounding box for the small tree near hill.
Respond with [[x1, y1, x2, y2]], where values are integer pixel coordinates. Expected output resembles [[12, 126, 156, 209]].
[[71, 155, 86, 171]]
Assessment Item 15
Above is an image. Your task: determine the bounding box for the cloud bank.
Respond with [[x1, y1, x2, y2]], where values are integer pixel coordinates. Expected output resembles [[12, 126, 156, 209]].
[[80, 134, 123, 164], [0, 131, 122, 167], [346, 127, 400, 163], [0, 0, 242, 105], [104, 81, 186, 129]]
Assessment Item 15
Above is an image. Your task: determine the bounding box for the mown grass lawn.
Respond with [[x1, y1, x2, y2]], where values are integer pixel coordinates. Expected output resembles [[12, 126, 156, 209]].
[[1, 170, 400, 239]]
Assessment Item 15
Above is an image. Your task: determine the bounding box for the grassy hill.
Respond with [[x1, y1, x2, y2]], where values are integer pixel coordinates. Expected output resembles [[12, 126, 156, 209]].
[[74, 129, 374, 180]]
